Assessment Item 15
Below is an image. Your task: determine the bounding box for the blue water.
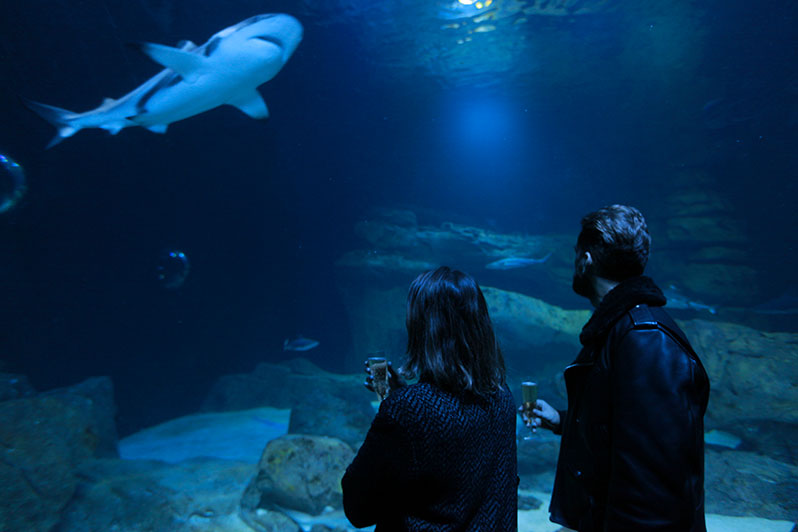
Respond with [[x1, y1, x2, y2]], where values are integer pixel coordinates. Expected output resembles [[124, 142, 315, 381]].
[[0, 0, 796, 437]]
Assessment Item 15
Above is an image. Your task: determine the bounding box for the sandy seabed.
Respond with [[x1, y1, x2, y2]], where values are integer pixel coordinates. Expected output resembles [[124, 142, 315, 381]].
[[517, 490, 796, 532], [117, 409, 796, 532]]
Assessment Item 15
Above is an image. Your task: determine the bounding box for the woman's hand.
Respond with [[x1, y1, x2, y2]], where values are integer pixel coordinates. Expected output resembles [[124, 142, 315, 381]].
[[364, 360, 406, 393]]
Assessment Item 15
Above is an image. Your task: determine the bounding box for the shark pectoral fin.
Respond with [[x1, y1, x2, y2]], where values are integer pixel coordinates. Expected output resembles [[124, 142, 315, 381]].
[[228, 91, 270, 120], [146, 124, 169, 134], [138, 42, 205, 78], [104, 125, 124, 135]]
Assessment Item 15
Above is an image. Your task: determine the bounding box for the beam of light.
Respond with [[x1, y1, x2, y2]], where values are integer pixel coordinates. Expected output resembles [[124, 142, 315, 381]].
[[436, 93, 533, 188]]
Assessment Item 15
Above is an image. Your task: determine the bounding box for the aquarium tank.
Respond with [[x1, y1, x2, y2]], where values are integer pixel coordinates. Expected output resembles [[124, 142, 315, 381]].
[[0, 0, 796, 530]]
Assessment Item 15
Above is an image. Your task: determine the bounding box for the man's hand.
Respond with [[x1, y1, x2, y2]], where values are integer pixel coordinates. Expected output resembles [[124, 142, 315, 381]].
[[519, 399, 560, 432]]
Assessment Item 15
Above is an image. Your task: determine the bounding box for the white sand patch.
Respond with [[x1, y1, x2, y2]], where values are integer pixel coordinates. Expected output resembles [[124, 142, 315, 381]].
[[704, 429, 742, 449], [119, 406, 290, 464], [281, 507, 374, 532], [707, 514, 796, 532]]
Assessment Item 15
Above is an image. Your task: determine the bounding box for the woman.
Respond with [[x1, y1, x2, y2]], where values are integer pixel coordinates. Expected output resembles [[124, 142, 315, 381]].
[[342, 266, 518, 531]]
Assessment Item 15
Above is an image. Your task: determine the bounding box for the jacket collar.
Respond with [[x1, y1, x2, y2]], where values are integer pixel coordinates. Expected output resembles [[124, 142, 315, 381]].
[[579, 275, 666, 346]]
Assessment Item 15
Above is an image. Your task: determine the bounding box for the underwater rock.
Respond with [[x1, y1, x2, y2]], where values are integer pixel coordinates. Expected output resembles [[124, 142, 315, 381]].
[[241, 434, 354, 517], [0, 372, 35, 401], [0, 377, 117, 532], [482, 287, 588, 362], [673, 262, 759, 305], [241, 508, 302, 532], [373, 207, 418, 228], [49, 376, 119, 456], [653, 169, 761, 305], [203, 362, 298, 411], [340, 211, 567, 282], [517, 491, 544, 511], [734, 419, 798, 465], [318, 520, 351, 531], [309, 526, 349, 532], [705, 450, 798, 522], [665, 216, 746, 244], [56, 457, 257, 532], [204, 359, 367, 411], [335, 284, 409, 371], [354, 210, 419, 250], [288, 391, 375, 449], [336, 249, 437, 280], [336, 278, 588, 374], [335, 211, 592, 370], [680, 320, 798, 427], [685, 245, 750, 263], [202, 359, 375, 447]]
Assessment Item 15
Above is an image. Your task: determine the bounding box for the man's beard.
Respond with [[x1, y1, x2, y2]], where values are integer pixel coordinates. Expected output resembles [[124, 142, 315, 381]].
[[572, 263, 596, 301]]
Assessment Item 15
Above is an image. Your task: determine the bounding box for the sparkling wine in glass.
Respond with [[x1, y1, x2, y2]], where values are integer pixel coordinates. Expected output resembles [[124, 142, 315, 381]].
[[367, 356, 389, 400], [521, 381, 538, 439]]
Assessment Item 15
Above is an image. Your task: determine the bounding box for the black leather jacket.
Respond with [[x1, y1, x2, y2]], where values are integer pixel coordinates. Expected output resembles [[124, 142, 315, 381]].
[[549, 277, 710, 532]]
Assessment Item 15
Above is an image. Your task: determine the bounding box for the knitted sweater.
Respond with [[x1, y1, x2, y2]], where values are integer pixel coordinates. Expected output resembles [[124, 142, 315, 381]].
[[342, 381, 518, 531]]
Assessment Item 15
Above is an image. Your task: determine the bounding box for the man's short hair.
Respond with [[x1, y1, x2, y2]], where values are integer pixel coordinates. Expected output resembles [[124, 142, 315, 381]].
[[577, 204, 651, 281]]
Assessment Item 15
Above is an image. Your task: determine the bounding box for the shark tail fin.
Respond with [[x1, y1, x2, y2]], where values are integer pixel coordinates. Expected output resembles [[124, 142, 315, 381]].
[[21, 98, 80, 149]]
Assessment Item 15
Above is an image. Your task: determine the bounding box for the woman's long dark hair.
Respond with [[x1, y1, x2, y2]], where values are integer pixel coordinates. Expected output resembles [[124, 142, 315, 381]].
[[403, 266, 505, 396]]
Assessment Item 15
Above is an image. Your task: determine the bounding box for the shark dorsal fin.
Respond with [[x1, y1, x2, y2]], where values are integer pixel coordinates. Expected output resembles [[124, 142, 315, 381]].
[[175, 40, 197, 51], [138, 42, 205, 78], [97, 98, 117, 111]]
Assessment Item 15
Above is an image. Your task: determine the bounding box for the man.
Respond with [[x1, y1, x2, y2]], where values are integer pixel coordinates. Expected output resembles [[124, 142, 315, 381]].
[[529, 204, 710, 531]]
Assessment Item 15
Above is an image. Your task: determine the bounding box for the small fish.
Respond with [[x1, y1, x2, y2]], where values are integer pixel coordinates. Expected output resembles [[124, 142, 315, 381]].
[[485, 253, 551, 270], [283, 336, 320, 352]]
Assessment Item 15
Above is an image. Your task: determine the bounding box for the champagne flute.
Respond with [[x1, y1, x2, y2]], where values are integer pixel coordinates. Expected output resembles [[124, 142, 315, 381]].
[[521, 381, 538, 440], [367, 356, 390, 400]]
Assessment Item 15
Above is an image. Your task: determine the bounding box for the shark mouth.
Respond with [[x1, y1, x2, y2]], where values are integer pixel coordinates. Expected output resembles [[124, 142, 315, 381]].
[[253, 35, 284, 49]]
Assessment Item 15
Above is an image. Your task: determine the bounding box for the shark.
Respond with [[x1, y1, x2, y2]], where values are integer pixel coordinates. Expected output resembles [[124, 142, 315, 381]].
[[485, 253, 551, 270], [24, 13, 303, 148]]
